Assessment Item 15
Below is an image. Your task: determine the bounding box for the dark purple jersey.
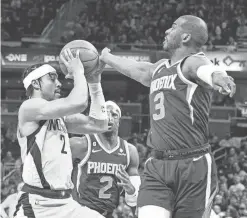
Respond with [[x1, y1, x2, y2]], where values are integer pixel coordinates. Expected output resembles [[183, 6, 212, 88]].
[[72, 134, 130, 214], [147, 53, 213, 150]]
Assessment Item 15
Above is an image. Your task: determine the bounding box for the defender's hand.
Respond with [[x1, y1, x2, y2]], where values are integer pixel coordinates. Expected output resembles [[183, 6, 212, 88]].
[[86, 56, 106, 83], [60, 49, 84, 79], [100, 47, 111, 62], [212, 72, 236, 97], [116, 165, 135, 195]]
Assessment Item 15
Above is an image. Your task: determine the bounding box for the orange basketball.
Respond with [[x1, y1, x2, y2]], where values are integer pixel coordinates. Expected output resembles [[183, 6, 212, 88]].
[[59, 40, 99, 75]]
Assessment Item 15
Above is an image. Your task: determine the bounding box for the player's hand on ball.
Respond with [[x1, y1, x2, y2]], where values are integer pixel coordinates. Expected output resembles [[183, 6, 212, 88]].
[[60, 49, 84, 79], [85, 58, 106, 83], [212, 72, 236, 97], [116, 165, 135, 195], [100, 47, 111, 61]]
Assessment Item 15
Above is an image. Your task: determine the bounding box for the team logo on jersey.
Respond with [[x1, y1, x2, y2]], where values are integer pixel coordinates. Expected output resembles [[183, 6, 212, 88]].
[[87, 161, 126, 175], [118, 148, 126, 156], [150, 74, 178, 94], [47, 119, 67, 133]]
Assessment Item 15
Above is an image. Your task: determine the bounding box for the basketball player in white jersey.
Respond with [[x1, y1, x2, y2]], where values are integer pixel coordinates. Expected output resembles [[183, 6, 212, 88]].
[[70, 101, 141, 218], [14, 49, 107, 218]]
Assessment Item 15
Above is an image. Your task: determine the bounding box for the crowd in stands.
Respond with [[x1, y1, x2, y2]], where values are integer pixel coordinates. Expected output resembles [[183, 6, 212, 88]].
[[1, 0, 67, 40], [2, 0, 247, 49], [61, 0, 247, 49]]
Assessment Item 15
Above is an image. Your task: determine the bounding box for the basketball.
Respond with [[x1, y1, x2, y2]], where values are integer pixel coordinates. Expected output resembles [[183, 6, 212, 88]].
[[59, 40, 99, 75]]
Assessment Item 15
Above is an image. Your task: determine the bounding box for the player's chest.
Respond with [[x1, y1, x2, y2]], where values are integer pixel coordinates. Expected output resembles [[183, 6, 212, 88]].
[[150, 66, 187, 97], [86, 146, 128, 175]]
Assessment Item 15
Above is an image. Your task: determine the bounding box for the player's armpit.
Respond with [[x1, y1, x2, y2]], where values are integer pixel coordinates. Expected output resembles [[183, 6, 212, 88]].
[[70, 136, 88, 160], [19, 97, 87, 122], [182, 55, 214, 88], [65, 113, 108, 134]]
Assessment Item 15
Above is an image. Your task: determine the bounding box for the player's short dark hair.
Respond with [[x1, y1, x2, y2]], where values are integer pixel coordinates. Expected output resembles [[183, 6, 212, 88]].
[[180, 15, 208, 48], [22, 63, 44, 98]]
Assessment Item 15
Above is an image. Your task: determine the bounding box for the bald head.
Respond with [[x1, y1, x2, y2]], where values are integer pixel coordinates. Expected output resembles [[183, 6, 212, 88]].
[[178, 15, 208, 47]]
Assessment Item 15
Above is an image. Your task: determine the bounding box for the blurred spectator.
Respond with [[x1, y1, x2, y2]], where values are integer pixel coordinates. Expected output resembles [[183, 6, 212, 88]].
[[0, 182, 24, 218], [236, 21, 247, 38], [2, 151, 15, 166]]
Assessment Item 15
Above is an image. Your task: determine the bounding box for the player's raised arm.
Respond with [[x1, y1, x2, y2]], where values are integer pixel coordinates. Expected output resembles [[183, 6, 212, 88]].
[[183, 55, 236, 97], [65, 60, 108, 134], [19, 49, 88, 123], [100, 48, 165, 87]]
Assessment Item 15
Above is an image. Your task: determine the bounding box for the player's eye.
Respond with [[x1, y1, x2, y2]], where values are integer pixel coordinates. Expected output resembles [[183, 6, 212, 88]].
[[49, 73, 57, 81]]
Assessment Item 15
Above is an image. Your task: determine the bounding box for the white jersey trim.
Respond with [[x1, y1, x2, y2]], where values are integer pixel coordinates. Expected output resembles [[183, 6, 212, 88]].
[[177, 60, 198, 124], [152, 59, 169, 78], [17, 128, 28, 162], [94, 134, 120, 154], [76, 135, 92, 194]]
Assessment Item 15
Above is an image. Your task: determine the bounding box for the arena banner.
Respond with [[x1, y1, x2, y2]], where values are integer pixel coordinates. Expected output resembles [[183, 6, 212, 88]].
[[1, 47, 154, 71], [1, 47, 247, 72], [156, 51, 247, 72]]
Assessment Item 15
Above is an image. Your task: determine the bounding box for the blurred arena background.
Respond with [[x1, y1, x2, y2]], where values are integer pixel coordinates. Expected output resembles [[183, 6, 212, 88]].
[[1, 0, 247, 217]]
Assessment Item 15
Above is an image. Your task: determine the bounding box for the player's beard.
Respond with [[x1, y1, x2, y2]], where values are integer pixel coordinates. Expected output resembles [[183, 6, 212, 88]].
[[164, 32, 182, 53]]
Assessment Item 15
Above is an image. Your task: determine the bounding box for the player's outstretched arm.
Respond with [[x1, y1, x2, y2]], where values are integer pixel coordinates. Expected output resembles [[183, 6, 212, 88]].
[[65, 60, 108, 134], [183, 55, 236, 97], [19, 49, 88, 123], [100, 48, 165, 87]]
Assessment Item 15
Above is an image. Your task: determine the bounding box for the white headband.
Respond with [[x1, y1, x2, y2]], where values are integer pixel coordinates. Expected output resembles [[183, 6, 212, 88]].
[[23, 64, 56, 89], [106, 101, 122, 118]]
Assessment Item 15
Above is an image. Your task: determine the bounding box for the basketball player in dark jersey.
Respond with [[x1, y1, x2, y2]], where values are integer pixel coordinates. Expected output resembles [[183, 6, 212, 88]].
[[70, 101, 140, 218], [100, 15, 236, 218]]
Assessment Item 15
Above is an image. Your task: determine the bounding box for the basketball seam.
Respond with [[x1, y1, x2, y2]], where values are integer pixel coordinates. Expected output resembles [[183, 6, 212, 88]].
[[66, 46, 99, 62]]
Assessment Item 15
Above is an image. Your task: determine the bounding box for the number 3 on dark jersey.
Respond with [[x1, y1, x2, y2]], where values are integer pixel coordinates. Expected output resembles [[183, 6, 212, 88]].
[[60, 135, 67, 154], [153, 92, 165, 120]]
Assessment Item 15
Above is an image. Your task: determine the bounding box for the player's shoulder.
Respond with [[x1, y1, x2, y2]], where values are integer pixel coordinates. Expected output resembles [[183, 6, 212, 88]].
[[70, 136, 88, 150], [184, 52, 212, 69], [19, 98, 48, 114], [152, 58, 169, 70], [70, 136, 89, 158], [126, 142, 138, 156]]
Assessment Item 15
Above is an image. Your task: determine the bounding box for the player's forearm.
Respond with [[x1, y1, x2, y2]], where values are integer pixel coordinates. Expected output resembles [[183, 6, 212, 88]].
[[101, 53, 149, 83], [67, 71, 88, 110], [86, 118, 108, 133], [88, 83, 108, 122]]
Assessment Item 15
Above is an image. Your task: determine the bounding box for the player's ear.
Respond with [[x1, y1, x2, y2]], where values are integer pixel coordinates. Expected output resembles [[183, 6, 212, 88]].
[[31, 79, 41, 90], [181, 33, 191, 44]]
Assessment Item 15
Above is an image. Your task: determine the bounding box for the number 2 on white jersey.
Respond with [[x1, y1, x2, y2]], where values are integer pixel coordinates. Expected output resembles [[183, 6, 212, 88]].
[[153, 92, 165, 120], [99, 176, 113, 199]]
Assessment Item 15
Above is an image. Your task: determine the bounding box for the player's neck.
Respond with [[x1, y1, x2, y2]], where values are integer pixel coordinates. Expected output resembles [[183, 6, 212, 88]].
[[99, 131, 118, 150], [31, 92, 43, 99], [170, 47, 200, 65]]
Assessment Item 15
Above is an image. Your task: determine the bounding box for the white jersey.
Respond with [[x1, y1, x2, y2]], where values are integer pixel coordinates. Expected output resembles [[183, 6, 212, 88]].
[[17, 118, 74, 190]]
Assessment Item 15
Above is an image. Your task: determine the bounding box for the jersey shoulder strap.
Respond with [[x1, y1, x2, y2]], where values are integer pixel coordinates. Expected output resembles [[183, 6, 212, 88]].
[[152, 59, 170, 78]]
